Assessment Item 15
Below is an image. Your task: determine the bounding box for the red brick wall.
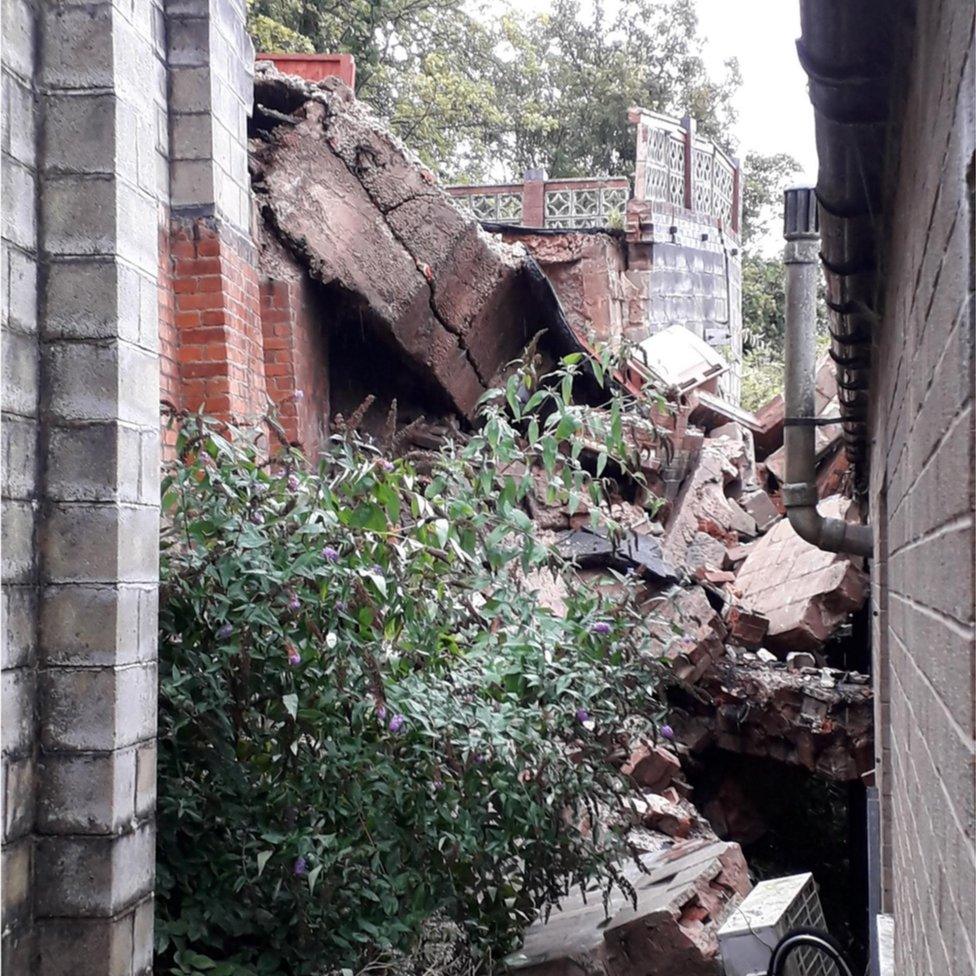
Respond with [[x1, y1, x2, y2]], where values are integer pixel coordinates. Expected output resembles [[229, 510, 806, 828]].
[[260, 278, 330, 457], [158, 215, 332, 461], [168, 217, 268, 422]]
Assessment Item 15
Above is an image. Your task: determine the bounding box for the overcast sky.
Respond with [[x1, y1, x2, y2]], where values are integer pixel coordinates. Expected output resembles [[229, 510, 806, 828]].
[[695, 0, 817, 181]]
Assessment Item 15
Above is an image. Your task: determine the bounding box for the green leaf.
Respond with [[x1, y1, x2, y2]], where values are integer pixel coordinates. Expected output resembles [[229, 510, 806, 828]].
[[307, 863, 323, 895], [256, 850, 273, 877], [282, 694, 298, 719]]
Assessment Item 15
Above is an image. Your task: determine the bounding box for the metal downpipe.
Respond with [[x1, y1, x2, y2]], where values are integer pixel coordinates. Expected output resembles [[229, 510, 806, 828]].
[[782, 188, 873, 558]]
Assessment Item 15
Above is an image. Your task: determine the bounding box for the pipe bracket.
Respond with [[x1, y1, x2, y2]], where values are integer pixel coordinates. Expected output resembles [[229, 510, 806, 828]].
[[784, 416, 845, 427], [782, 483, 819, 508]]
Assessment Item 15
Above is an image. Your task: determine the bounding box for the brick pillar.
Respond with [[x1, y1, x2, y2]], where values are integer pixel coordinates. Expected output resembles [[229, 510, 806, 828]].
[[29, 1, 165, 973], [522, 168, 547, 227], [171, 218, 265, 420]]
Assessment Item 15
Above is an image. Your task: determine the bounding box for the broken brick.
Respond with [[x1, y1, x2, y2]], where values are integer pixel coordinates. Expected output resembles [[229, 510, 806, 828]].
[[738, 488, 780, 532], [621, 743, 682, 792], [644, 584, 727, 683], [733, 496, 869, 651], [723, 605, 770, 648]]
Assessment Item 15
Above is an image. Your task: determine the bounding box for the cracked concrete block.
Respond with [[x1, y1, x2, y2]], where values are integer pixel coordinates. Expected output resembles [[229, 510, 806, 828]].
[[39, 663, 156, 752], [134, 741, 156, 818], [37, 749, 137, 834], [132, 896, 154, 975], [34, 822, 154, 917]]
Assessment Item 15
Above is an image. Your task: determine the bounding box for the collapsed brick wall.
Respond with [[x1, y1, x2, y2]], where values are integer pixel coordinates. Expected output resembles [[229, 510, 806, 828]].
[[869, 1, 975, 972]]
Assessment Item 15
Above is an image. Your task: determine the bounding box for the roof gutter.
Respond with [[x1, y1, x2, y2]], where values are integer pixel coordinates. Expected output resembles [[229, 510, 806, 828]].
[[782, 187, 873, 558]]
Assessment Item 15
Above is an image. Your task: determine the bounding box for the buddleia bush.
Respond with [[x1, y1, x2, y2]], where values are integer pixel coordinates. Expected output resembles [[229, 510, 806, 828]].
[[155, 356, 671, 976]]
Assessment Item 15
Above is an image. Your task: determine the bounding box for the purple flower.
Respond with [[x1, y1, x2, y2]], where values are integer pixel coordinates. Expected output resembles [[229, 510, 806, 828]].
[[472, 752, 485, 765], [293, 856, 308, 877], [371, 564, 383, 576], [377, 459, 394, 472], [322, 546, 339, 562], [660, 724, 674, 741], [576, 707, 590, 724], [287, 473, 299, 492], [288, 592, 300, 611], [249, 511, 265, 525], [388, 713, 406, 734], [376, 705, 387, 722], [287, 645, 301, 666], [216, 623, 234, 641], [591, 621, 611, 635]]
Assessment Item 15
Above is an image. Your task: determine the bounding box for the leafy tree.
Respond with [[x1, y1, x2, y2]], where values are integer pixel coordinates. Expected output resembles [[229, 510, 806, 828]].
[[740, 150, 802, 249], [485, 0, 740, 177], [246, 0, 739, 179], [156, 356, 675, 974]]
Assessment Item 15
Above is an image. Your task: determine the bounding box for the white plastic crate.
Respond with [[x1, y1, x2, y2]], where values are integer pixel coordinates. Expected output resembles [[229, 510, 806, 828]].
[[718, 873, 832, 976]]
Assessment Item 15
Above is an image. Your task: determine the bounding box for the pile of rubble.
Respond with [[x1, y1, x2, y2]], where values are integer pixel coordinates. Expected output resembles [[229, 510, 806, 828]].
[[506, 348, 872, 974], [246, 66, 872, 975]]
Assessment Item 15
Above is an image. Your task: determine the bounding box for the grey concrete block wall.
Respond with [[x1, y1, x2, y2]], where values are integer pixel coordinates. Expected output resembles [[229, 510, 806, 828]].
[[640, 214, 742, 402], [2, 0, 257, 969], [869, 0, 975, 973], [2, 0, 168, 971], [166, 0, 253, 232], [2, 0, 41, 968]]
